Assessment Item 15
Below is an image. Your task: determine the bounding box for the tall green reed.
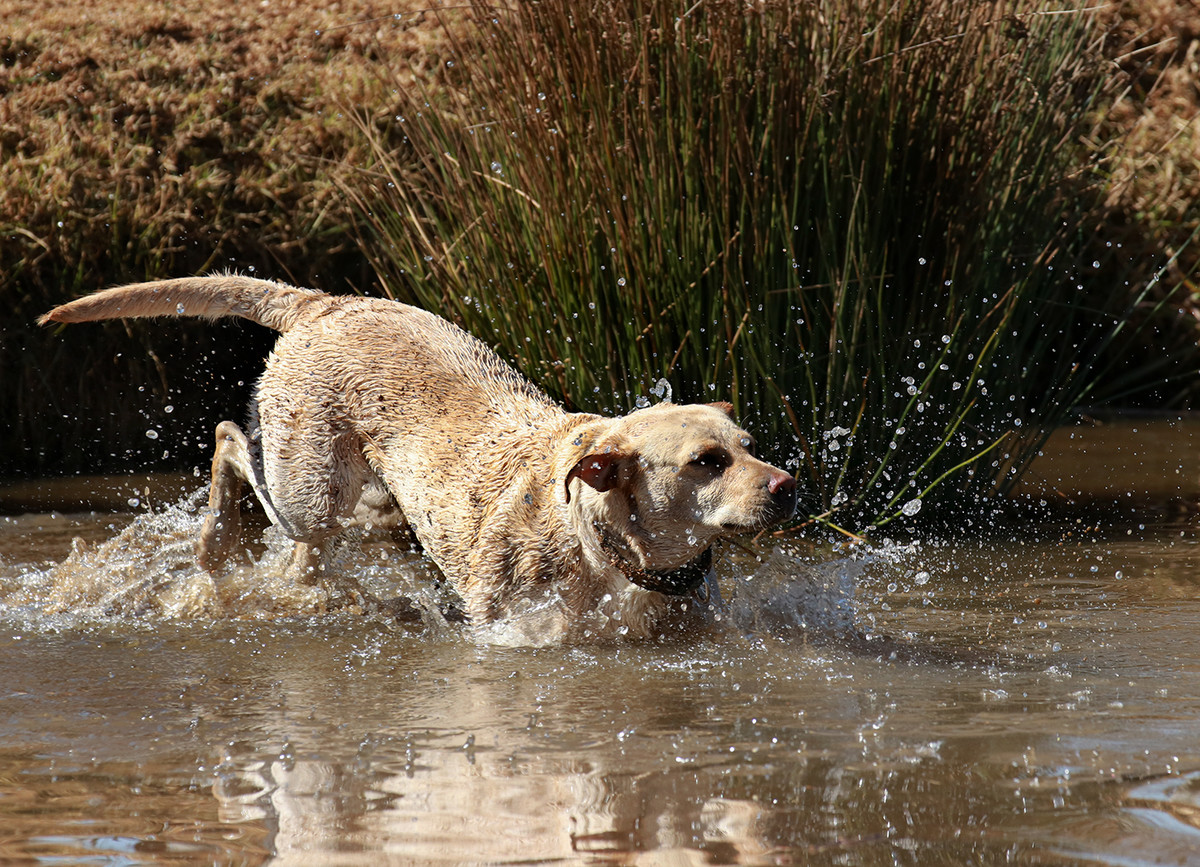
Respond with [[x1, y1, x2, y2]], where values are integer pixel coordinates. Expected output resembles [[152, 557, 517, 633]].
[[354, 0, 1178, 530]]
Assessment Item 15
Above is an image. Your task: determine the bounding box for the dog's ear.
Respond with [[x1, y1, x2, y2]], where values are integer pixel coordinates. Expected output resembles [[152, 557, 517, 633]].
[[564, 452, 631, 503], [708, 401, 735, 418]]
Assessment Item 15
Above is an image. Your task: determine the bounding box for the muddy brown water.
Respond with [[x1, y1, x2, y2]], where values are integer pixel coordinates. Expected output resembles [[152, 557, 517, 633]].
[[2, 419, 1200, 865]]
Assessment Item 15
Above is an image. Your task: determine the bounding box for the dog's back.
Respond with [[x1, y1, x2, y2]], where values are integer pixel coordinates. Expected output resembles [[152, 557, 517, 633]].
[[269, 300, 574, 590], [40, 275, 557, 417]]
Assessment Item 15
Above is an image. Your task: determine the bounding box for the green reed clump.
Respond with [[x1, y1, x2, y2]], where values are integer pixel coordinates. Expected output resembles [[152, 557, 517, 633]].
[[356, 0, 1185, 530]]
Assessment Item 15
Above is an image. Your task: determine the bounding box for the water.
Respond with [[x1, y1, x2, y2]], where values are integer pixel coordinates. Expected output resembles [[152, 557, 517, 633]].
[[2, 420, 1200, 864]]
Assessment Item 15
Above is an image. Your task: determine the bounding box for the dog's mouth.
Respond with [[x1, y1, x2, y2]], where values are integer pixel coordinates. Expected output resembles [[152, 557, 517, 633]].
[[720, 492, 798, 533]]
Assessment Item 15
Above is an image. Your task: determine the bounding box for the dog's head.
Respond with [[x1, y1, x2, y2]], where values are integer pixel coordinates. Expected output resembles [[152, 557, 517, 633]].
[[564, 402, 796, 592]]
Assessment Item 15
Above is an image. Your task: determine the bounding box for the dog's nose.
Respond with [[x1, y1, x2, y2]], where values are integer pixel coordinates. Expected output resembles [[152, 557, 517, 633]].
[[766, 470, 797, 520], [767, 470, 795, 495]]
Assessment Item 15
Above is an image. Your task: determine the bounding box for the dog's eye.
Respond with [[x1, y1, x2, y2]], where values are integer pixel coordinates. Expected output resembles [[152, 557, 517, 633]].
[[689, 449, 731, 471]]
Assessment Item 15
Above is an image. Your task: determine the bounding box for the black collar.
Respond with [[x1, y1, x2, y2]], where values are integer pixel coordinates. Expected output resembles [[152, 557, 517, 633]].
[[593, 523, 712, 596]]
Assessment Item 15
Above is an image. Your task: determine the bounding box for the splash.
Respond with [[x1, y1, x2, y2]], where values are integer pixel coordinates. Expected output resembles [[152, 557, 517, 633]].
[[719, 542, 862, 640], [4, 489, 220, 619], [0, 488, 456, 628], [0, 488, 902, 650]]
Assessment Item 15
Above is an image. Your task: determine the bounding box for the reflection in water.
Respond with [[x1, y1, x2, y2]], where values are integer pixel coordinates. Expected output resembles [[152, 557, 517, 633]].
[[2, 418, 1200, 863]]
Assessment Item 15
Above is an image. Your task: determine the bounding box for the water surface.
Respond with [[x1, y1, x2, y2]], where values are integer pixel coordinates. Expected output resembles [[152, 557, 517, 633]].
[[2, 419, 1200, 865]]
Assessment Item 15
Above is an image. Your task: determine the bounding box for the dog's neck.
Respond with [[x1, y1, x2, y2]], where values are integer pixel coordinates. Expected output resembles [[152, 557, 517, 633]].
[[591, 521, 711, 596]]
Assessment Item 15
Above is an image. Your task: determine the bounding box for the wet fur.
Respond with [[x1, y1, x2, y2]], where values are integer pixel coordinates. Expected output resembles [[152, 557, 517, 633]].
[[41, 276, 797, 640]]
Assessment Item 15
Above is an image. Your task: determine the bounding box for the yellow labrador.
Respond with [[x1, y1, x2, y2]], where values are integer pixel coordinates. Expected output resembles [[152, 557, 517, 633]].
[[41, 277, 797, 637]]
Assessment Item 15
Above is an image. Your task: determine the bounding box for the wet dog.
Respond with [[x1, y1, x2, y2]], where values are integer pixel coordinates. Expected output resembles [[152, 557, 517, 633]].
[[41, 277, 797, 638]]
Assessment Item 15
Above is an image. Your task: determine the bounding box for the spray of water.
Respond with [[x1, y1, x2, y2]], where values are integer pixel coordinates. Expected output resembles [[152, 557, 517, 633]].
[[0, 489, 890, 648], [1, 488, 456, 630]]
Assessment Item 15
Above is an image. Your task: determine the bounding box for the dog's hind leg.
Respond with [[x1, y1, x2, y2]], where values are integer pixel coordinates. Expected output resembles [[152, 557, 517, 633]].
[[197, 420, 262, 574]]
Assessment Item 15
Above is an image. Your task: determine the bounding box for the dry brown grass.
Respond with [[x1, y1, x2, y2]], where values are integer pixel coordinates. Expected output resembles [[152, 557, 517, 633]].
[[1, 0, 454, 476], [1092, 0, 1200, 403], [1103, 0, 1200, 267], [0, 0, 451, 302]]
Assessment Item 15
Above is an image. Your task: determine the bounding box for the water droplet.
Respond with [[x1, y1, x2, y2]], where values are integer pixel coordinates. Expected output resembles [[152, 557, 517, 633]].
[[914, 571, 930, 586], [176, 303, 185, 314], [127, 497, 140, 508], [617, 277, 627, 287], [145, 429, 159, 440], [901, 498, 922, 516]]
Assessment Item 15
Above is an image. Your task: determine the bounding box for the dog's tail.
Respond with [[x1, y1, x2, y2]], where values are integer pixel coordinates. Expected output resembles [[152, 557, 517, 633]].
[[38, 275, 330, 333]]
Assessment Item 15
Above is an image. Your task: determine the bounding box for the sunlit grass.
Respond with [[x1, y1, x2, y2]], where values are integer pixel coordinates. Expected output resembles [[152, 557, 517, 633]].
[[354, 0, 1191, 530]]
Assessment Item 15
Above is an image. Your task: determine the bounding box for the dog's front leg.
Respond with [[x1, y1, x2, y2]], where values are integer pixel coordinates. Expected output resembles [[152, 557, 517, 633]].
[[283, 534, 386, 615], [283, 540, 323, 586]]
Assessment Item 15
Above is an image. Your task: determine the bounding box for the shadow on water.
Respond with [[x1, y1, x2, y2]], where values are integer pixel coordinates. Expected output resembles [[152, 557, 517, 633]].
[[2, 417, 1200, 863]]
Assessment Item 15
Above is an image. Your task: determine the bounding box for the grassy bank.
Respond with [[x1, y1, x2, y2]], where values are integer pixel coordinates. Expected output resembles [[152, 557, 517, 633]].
[[1, 0, 447, 476], [1094, 0, 1200, 406], [3, 1, 1198, 532]]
